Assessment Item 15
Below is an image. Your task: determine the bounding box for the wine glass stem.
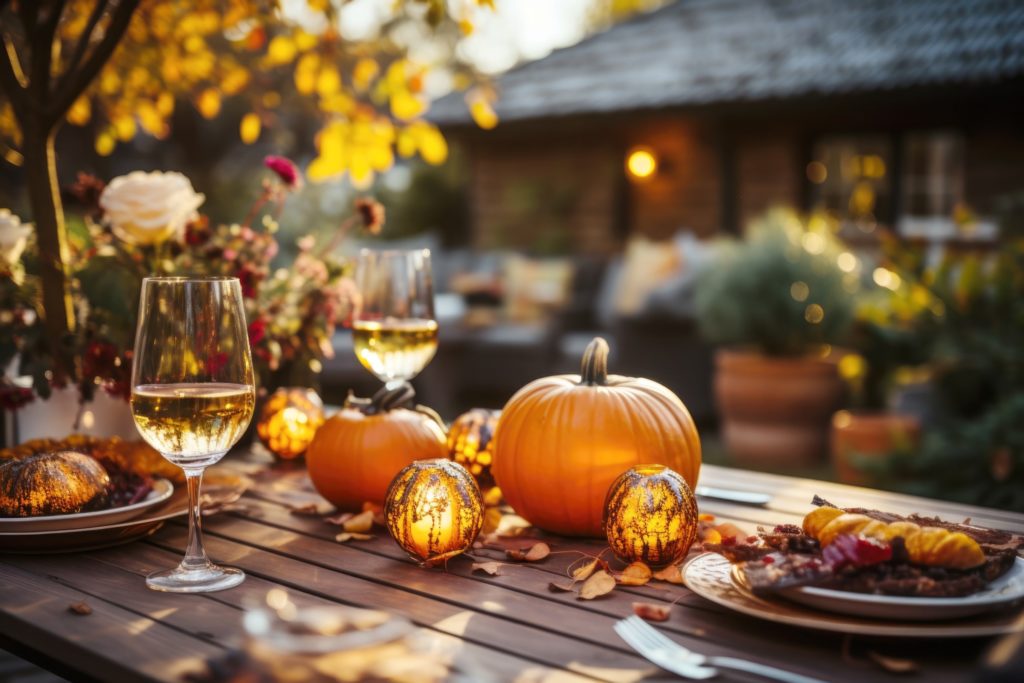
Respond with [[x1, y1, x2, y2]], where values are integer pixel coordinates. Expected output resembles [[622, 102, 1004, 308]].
[[181, 467, 210, 571]]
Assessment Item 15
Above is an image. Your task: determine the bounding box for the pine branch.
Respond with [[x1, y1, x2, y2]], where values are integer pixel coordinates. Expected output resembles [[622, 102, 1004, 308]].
[[47, 0, 139, 126]]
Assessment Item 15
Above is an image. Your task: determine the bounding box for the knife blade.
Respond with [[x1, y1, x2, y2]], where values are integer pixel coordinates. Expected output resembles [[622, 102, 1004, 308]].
[[695, 485, 772, 507]]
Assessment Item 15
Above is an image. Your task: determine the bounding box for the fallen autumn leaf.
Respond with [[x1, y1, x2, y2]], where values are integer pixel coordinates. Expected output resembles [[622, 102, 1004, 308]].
[[578, 570, 616, 600], [632, 602, 671, 622], [617, 561, 653, 586], [472, 561, 503, 576]]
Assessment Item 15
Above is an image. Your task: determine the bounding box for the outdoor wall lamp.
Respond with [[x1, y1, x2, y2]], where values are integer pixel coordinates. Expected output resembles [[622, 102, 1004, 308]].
[[626, 146, 658, 181]]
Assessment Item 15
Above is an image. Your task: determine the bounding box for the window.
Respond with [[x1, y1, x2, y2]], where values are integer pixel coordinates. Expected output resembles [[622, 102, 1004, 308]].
[[899, 131, 975, 239], [807, 135, 892, 231]]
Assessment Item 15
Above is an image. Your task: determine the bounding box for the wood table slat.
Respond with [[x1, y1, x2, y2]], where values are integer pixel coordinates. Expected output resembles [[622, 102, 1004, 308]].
[[0, 561, 221, 683]]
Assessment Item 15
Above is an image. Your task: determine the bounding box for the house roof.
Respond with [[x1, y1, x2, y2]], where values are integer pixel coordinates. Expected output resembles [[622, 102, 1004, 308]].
[[430, 0, 1024, 126]]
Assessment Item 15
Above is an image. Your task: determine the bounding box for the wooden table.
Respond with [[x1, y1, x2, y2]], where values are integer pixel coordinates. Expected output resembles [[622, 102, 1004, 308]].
[[2, 461, 1022, 683]]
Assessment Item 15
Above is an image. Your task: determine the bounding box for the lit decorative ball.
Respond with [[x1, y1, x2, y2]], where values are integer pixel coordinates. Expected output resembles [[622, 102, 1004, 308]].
[[256, 388, 325, 460], [603, 464, 699, 567], [385, 459, 484, 565], [447, 408, 500, 489]]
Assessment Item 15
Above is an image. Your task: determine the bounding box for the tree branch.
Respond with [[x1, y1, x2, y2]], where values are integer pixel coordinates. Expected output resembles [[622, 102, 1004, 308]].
[[0, 34, 28, 117], [47, 0, 139, 125], [30, 0, 64, 103], [61, 0, 109, 83]]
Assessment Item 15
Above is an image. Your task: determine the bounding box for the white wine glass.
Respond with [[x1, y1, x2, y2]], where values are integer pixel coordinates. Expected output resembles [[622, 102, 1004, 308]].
[[131, 276, 255, 593], [352, 249, 438, 388]]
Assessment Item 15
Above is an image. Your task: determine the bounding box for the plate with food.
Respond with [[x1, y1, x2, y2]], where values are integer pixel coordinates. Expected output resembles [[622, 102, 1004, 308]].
[[0, 436, 179, 533], [687, 497, 1024, 631]]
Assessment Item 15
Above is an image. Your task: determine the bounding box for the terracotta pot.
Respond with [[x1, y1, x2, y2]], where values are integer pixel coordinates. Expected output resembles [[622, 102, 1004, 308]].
[[715, 349, 844, 468], [831, 411, 920, 485]]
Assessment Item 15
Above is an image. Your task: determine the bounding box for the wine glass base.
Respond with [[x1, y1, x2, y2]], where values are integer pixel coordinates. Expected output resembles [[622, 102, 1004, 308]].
[[146, 564, 245, 593]]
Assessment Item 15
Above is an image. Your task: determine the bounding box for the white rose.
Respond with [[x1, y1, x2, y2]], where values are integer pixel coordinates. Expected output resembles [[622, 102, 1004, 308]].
[[0, 208, 32, 265], [99, 171, 205, 246]]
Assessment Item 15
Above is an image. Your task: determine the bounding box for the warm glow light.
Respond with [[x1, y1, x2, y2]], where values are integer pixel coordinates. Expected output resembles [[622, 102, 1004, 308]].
[[873, 267, 902, 291], [801, 232, 826, 254], [806, 161, 827, 184], [626, 147, 657, 180], [837, 252, 858, 273], [805, 304, 824, 324], [790, 281, 810, 302]]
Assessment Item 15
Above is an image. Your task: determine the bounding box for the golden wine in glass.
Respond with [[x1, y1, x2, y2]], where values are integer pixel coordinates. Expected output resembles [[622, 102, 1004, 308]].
[[353, 249, 437, 387], [131, 276, 255, 592]]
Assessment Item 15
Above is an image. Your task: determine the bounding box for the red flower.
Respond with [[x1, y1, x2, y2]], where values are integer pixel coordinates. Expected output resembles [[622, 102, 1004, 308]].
[[248, 318, 267, 346], [264, 155, 303, 190], [354, 197, 385, 234]]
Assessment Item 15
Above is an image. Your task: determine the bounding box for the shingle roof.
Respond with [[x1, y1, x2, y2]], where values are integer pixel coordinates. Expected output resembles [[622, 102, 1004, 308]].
[[431, 0, 1024, 126]]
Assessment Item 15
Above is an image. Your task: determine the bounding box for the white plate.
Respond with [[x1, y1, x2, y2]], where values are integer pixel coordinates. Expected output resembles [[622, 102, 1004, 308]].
[[778, 556, 1024, 620], [0, 478, 175, 532], [684, 552, 1024, 638]]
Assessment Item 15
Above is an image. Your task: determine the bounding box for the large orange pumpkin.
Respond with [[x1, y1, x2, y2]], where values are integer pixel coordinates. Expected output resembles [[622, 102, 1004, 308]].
[[307, 383, 447, 510], [492, 337, 701, 536]]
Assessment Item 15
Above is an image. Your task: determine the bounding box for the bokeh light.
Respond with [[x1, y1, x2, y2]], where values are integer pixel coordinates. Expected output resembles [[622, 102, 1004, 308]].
[[626, 147, 657, 180]]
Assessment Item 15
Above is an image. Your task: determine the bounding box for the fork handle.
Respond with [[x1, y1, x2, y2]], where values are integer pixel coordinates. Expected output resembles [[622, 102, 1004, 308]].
[[710, 657, 828, 683]]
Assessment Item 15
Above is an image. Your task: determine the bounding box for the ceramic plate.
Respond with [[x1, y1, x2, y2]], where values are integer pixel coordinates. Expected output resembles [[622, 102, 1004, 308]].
[[777, 557, 1024, 620], [684, 552, 1024, 638], [0, 489, 187, 553], [0, 478, 175, 533]]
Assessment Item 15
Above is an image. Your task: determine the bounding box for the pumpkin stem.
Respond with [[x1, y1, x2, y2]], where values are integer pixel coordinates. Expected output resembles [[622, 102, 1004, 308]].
[[371, 382, 417, 413], [580, 337, 610, 386]]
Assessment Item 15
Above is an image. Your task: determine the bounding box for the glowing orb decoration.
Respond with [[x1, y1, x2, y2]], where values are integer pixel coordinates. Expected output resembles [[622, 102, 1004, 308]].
[[256, 387, 325, 460], [385, 459, 483, 565], [603, 464, 698, 567], [447, 408, 500, 489]]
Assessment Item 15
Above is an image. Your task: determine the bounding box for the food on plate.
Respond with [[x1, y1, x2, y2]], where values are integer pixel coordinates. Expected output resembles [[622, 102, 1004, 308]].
[[706, 497, 1023, 598], [803, 507, 985, 569], [0, 451, 110, 516], [0, 436, 161, 517]]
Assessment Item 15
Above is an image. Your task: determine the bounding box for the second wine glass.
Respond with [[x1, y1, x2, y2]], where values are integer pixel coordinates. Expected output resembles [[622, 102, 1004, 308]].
[[352, 248, 437, 388]]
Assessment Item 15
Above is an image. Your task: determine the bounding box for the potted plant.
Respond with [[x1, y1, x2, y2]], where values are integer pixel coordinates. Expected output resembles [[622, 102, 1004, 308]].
[[0, 158, 375, 443], [695, 208, 857, 467]]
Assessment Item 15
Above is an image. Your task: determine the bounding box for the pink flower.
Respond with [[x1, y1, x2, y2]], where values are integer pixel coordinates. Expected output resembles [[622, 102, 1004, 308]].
[[264, 155, 303, 190]]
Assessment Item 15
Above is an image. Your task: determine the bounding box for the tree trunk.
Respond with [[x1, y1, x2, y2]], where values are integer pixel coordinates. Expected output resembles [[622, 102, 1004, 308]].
[[22, 120, 74, 381]]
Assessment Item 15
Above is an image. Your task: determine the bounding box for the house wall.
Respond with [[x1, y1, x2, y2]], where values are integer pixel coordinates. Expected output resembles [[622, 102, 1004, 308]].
[[626, 119, 721, 239], [466, 138, 620, 254], [734, 131, 803, 230]]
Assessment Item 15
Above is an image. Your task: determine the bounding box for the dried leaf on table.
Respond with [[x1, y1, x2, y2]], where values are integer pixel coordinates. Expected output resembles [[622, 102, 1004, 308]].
[[471, 561, 503, 576], [578, 570, 616, 600], [341, 510, 375, 533], [324, 512, 353, 525], [506, 542, 550, 562], [632, 602, 671, 622], [571, 557, 608, 581], [652, 564, 684, 585], [68, 601, 92, 615], [867, 652, 918, 674], [481, 507, 503, 535], [617, 561, 652, 586], [548, 580, 576, 593], [290, 501, 334, 516], [335, 532, 374, 543], [714, 522, 747, 543], [362, 502, 387, 527]]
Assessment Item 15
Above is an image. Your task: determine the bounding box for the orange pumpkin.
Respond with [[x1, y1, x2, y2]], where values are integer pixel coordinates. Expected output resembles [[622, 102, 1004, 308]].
[[306, 383, 447, 510], [492, 337, 701, 537]]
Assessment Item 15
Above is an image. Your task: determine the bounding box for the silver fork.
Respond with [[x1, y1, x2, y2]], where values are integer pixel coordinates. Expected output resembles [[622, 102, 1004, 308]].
[[614, 616, 828, 683]]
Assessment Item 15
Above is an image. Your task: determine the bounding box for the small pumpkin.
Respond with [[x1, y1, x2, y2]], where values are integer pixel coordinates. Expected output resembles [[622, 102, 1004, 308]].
[[385, 458, 483, 565], [0, 451, 110, 517], [447, 408, 499, 489], [493, 337, 701, 537], [306, 383, 447, 510], [256, 387, 325, 460], [603, 465, 699, 567]]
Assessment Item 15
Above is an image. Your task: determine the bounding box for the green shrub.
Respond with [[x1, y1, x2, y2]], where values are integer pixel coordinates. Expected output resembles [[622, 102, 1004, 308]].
[[695, 208, 858, 356]]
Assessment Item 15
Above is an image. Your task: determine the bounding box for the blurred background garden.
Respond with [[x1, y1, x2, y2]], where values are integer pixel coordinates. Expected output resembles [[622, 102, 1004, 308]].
[[2, 0, 1024, 511]]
